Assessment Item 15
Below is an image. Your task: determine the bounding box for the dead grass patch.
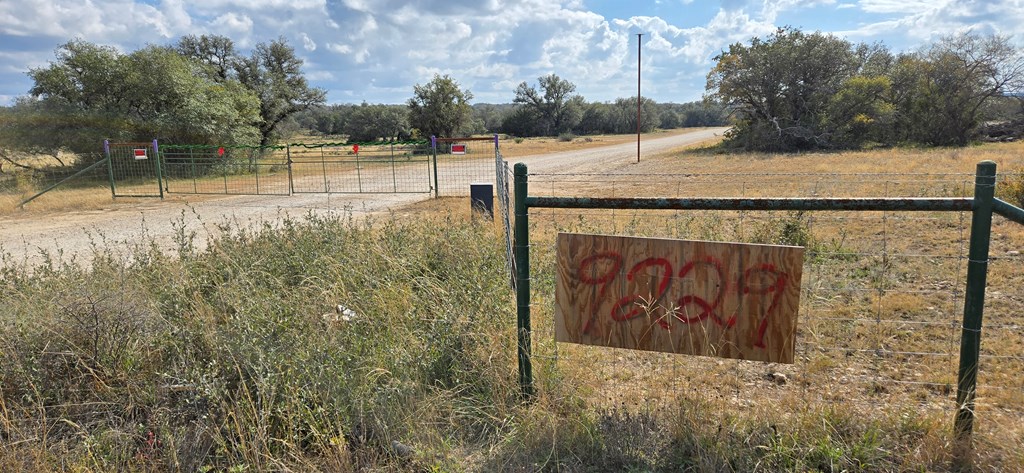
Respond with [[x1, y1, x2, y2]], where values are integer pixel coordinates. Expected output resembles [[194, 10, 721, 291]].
[[509, 140, 1024, 470]]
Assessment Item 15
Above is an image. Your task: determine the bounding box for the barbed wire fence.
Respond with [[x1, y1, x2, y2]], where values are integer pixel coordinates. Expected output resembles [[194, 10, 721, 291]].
[[517, 168, 1023, 459]]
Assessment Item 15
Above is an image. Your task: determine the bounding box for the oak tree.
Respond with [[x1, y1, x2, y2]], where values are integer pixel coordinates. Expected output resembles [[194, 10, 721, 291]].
[[407, 74, 473, 138]]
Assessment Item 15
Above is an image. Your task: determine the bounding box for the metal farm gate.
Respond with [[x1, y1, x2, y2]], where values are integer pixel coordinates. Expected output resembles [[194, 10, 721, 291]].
[[160, 144, 291, 195], [432, 136, 500, 197], [106, 140, 163, 198], [289, 141, 433, 194], [101, 137, 499, 198]]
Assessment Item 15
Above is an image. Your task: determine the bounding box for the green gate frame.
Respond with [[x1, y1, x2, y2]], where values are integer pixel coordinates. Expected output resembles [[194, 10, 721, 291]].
[[98, 137, 506, 198], [431, 135, 501, 198], [512, 160, 1024, 467], [105, 139, 164, 198]]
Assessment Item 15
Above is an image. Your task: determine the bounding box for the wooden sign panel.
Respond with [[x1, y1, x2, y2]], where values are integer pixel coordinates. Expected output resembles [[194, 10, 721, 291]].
[[555, 233, 804, 363]]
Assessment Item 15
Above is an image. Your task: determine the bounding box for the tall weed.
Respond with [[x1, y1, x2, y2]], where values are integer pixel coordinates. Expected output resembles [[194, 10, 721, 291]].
[[1, 212, 520, 470]]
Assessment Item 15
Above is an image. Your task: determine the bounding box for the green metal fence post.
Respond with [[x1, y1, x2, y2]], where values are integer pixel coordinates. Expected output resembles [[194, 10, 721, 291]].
[[286, 144, 294, 195], [431, 136, 439, 198], [152, 139, 164, 199], [953, 160, 997, 464], [254, 147, 261, 195], [355, 144, 363, 193], [190, 147, 198, 193], [391, 140, 398, 192], [104, 140, 115, 197], [513, 163, 534, 400]]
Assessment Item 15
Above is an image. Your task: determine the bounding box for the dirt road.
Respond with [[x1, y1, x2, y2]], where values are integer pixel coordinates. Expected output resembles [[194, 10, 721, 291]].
[[0, 128, 726, 266], [508, 127, 725, 173]]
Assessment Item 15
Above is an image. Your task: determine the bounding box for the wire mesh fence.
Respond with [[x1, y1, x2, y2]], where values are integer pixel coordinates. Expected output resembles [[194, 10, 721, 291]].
[[290, 141, 432, 194], [6, 137, 508, 212], [107, 141, 161, 197], [519, 168, 1024, 451], [496, 151, 515, 288], [161, 145, 290, 195], [434, 137, 502, 197]]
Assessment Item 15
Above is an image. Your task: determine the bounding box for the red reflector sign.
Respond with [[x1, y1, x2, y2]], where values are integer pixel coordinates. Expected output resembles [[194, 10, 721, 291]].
[[451, 144, 466, 155], [134, 148, 148, 160]]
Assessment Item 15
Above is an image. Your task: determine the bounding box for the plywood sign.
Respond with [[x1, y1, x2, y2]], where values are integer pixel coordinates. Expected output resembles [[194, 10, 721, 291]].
[[555, 233, 804, 363]]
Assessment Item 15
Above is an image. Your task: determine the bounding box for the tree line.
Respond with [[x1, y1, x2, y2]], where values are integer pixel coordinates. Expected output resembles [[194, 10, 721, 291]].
[[0, 33, 727, 170], [4, 28, 1022, 170], [0, 35, 326, 167], [293, 82, 728, 141], [706, 28, 1024, 151]]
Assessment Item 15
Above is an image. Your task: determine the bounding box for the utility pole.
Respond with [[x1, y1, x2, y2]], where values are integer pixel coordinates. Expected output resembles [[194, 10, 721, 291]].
[[637, 33, 643, 163]]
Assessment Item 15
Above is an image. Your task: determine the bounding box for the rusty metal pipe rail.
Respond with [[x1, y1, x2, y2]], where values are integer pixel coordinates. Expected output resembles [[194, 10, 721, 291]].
[[525, 196, 975, 212]]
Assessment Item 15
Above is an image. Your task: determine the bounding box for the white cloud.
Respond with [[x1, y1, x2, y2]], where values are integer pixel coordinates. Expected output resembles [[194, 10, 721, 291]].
[[0, 0, 200, 42], [301, 33, 316, 52], [161, 0, 193, 31], [353, 48, 370, 64], [0, 50, 50, 72], [305, 70, 334, 80], [326, 42, 352, 54], [340, 0, 372, 13], [210, 12, 253, 37], [189, 0, 325, 11], [760, 0, 836, 20], [858, 0, 947, 14], [0, 0, 823, 104], [835, 0, 1023, 42], [4, 0, 1024, 106]]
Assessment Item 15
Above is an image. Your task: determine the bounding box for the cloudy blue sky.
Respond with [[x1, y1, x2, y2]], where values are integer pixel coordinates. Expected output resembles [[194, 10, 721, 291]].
[[1, 0, 1022, 106]]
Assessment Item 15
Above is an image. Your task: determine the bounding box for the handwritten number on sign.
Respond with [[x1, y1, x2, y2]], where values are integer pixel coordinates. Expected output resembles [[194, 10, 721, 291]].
[[670, 257, 734, 328], [578, 252, 623, 334], [576, 254, 788, 350], [611, 257, 673, 322], [739, 263, 786, 348]]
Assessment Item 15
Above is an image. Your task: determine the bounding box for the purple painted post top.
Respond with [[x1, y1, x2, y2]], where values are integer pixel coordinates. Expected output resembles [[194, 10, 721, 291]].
[[103, 139, 110, 155], [493, 134, 499, 147], [152, 139, 159, 153], [431, 135, 436, 148]]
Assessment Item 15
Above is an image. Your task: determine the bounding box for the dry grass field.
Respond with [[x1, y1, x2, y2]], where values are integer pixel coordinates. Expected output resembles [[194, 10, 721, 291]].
[[536, 142, 1024, 466], [2, 135, 1023, 471], [497, 140, 1024, 471]]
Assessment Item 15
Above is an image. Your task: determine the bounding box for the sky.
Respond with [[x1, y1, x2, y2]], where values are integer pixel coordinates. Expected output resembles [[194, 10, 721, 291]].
[[1, 0, 1023, 106]]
